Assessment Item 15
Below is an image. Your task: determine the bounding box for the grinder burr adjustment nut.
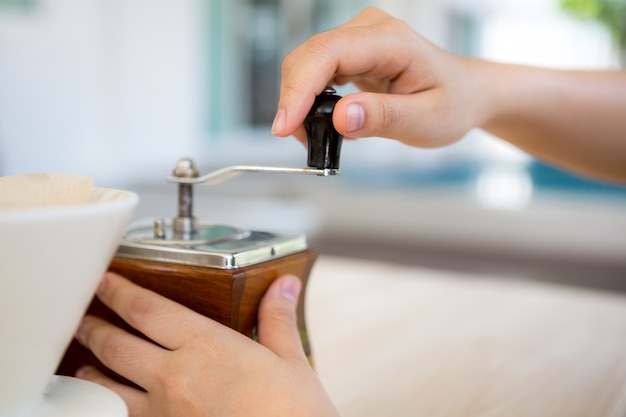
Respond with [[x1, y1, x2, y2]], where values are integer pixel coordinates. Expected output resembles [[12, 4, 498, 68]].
[[172, 158, 199, 239]]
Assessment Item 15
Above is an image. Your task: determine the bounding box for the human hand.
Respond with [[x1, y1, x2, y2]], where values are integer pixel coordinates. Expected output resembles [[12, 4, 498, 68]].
[[272, 7, 489, 148], [274, 7, 626, 182], [74, 272, 339, 417]]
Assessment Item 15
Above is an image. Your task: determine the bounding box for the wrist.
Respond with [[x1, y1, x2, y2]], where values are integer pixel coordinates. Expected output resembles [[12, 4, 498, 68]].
[[465, 58, 521, 132]]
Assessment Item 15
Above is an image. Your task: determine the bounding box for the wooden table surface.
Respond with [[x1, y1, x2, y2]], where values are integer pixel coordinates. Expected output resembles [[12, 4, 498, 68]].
[[306, 255, 626, 417]]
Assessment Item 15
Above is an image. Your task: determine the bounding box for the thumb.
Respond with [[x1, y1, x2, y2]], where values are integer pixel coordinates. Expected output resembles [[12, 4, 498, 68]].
[[257, 274, 306, 362], [332, 90, 445, 146]]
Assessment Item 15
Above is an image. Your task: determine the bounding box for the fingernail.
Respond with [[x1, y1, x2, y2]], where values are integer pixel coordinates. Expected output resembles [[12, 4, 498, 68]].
[[271, 109, 286, 134], [96, 274, 108, 297], [346, 103, 364, 132], [74, 317, 87, 341], [280, 275, 301, 304], [75, 366, 92, 379]]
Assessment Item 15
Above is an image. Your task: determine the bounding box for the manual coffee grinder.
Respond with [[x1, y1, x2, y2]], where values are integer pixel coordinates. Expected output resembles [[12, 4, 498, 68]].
[[58, 87, 343, 381]]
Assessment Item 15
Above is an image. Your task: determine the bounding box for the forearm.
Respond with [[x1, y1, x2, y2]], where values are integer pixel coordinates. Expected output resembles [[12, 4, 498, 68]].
[[476, 61, 626, 183]]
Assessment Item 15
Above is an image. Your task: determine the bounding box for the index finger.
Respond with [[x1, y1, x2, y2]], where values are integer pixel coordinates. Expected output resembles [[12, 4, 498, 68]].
[[97, 272, 216, 350], [272, 8, 411, 137], [272, 11, 374, 137]]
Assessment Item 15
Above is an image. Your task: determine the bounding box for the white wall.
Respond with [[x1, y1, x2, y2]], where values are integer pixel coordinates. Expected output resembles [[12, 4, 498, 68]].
[[0, 0, 203, 185]]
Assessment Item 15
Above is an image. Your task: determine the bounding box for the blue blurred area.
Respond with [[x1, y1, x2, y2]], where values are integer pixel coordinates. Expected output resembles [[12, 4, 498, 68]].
[[342, 163, 483, 190], [341, 159, 626, 199], [527, 161, 626, 197]]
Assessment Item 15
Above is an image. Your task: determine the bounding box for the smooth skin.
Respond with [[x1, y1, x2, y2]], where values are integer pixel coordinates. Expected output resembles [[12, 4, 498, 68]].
[[77, 7, 626, 417]]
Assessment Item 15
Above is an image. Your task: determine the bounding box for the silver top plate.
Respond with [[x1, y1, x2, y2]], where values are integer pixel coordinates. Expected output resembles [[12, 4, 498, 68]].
[[115, 230, 308, 269]]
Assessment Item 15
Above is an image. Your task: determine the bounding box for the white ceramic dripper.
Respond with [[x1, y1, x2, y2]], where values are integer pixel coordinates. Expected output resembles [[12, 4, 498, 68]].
[[0, 188, 138, 417]]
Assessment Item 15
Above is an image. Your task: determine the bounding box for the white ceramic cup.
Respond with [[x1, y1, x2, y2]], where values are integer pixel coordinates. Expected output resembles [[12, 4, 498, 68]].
[[0, 188, 138, 416]]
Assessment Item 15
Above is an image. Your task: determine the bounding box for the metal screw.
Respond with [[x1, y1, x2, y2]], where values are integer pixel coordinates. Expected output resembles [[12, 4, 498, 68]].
[[172, 158, 200, 239]]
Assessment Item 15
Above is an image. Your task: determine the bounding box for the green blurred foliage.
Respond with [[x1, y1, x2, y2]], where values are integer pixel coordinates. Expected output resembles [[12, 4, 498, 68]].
[[0, 0, 37, 11], [560, 0, 626, 54]]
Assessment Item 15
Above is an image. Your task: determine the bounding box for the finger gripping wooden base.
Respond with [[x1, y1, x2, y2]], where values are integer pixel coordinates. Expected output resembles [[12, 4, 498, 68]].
[[57, 249, 317, 383]]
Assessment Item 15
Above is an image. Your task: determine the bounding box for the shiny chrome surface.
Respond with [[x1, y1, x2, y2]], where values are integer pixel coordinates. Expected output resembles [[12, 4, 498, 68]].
[[116, 228, 308, 269], [125, 219, 250, 246], [168, 165, 339, 185], [171, 158, 200, 237], [114, 158, 318, 268]]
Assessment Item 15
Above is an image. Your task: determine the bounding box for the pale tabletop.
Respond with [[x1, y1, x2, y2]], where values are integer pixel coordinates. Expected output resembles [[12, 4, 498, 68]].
[[306, 255, 626, 417]]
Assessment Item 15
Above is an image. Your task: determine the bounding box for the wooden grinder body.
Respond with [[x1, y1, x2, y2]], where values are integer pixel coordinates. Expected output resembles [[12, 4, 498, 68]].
[[57, 249, 317, 381]]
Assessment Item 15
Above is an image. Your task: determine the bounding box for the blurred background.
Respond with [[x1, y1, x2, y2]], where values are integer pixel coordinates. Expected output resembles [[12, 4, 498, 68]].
[[1, 0, 625, 288]]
